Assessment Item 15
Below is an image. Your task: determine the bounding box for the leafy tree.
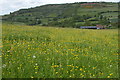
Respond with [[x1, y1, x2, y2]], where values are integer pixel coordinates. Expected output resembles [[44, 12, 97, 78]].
[[84, 20, 91, 26], [99, 15, 103, 20]]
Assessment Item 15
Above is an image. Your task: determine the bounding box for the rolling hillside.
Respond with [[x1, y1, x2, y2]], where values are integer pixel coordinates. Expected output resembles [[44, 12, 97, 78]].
[[2, 2, 119, 28]]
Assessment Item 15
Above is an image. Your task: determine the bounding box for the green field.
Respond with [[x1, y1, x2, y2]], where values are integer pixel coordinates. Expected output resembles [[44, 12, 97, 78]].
[[0, 21, 2, 79], [2, 2, 118, 28], [2, 24, 118, 78]]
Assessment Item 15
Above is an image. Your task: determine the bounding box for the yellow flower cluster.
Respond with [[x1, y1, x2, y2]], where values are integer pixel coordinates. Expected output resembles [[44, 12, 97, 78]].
[[2, 24, 118, 78]]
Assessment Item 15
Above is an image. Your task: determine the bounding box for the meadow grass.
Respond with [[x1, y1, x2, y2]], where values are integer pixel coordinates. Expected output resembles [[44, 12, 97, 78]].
[[2, 23, 118, 78], [0, 21, 2, 79]]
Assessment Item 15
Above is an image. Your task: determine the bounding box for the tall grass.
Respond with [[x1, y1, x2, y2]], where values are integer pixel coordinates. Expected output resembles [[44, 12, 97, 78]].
[[2, 24, 118, 78]]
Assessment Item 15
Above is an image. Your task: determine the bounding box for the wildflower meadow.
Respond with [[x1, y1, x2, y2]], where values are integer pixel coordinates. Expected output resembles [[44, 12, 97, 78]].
[[2, 23, 118, 78]]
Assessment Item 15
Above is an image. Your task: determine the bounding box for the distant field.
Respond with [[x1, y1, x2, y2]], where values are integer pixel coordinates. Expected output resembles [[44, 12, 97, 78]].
[[2, 2, 118, 27], [2, 24, 118, 78]]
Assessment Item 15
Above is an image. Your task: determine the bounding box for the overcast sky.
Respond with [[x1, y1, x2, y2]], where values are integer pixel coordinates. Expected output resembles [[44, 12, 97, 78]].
[[0, 0, 119, 15]]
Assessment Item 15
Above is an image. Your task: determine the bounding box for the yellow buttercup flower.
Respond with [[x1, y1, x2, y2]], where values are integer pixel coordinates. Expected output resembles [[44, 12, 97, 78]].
[[80, 68, 83, 71]]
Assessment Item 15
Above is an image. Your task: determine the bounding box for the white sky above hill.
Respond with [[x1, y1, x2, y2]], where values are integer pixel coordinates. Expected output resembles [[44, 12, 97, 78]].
[[0, 0, 119, 15]]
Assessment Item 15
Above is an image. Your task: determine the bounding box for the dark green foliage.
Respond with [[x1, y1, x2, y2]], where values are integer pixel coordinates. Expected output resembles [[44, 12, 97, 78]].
[[2, 2, 118, 28], [84, 20, 92, 26]]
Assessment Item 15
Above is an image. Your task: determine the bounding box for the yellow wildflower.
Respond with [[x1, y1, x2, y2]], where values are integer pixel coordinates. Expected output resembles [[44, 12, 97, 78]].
[[80, 68, 83, 71]]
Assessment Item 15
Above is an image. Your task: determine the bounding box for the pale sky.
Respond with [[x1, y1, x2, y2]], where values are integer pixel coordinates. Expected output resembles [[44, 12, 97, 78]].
[[0, 0, 119, 15]]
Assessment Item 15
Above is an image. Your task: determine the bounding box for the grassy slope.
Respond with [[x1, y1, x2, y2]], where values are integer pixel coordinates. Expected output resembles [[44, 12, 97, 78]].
[[2, 24, 118, 78], [2, 2, 118, 26]]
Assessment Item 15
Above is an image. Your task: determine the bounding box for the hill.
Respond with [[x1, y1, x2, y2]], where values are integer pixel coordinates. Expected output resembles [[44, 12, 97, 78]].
[[2, 2, 119, 28]]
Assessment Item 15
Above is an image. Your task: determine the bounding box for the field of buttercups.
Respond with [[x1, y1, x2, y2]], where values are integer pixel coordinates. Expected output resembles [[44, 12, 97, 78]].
[[2, 23, 119, 78]]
